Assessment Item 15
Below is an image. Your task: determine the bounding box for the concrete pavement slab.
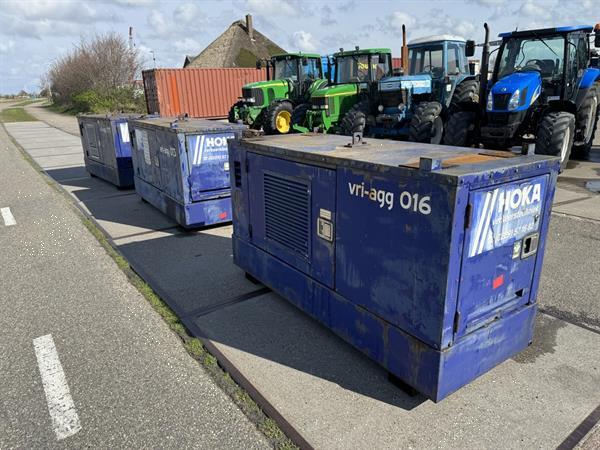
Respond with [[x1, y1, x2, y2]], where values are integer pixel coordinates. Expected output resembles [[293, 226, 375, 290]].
[[77, 191, 178, 238], [29, 153, 84, 168], [26, 146, 82, 157], [60, 175, 134, 202], [44, 165, 89, 182], [193, 293, 600, 449], [553, 196, 600, 221], [115, 226, 261, 316]]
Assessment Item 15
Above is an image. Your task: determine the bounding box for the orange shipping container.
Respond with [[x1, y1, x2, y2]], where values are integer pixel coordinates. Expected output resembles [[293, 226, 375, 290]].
[[143, 68, 267, 119]]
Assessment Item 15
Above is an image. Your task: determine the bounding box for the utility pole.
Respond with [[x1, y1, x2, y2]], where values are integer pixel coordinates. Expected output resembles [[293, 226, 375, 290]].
[[150, 50, 157, 68]]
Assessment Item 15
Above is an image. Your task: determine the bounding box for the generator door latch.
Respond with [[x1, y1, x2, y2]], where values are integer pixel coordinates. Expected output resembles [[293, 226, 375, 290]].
[[317, 217, 334, 242], [521, 233, 539, 258]]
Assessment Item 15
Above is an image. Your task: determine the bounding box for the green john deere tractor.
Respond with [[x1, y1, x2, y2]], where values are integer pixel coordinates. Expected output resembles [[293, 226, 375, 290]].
[[294, 47, 393, 134], [228, 53, 328, 134]]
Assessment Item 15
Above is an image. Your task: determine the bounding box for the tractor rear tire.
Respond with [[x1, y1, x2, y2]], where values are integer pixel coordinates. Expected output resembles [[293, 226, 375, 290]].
[[340, 100, 370, 136], [535, 111, 575, 171], [263, 101, 294, 135], [291, 103, 310, 130], [409, 102, 444, 144], [572, 84, 599, 160], [443, 110, 477, 147], [450, 79, 479, 111]]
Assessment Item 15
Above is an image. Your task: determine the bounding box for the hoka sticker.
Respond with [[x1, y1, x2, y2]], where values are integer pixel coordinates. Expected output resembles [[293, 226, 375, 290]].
[[468, 177, 546, 258]]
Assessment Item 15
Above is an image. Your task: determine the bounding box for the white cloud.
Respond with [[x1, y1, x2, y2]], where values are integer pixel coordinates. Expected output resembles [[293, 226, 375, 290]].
[[290, 31, 318, 52], [147, 10, 174, 37], [173, 3, 203, 25], [244, 0, 297, 17], [519, 1, 552, 20], [174, 37, 201, 54], [0, 39, 16, 53], [378, 12, 416, 37]]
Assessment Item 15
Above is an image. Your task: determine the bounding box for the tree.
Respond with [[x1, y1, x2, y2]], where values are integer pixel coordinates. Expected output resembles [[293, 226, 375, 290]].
[[47, 32, 143, 112]]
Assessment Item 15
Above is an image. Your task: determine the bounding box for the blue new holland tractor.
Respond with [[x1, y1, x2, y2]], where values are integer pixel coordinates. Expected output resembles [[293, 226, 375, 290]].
[[341, 25, 479, 144], [444, 24, 600, 169]]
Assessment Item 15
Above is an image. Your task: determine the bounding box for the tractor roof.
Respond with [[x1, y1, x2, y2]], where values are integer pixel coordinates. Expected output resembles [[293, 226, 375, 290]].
[[408, 34, 466, 46], [499, 25, 593, 38], [333, 48, 392, 57], [272, 52, 321, 59]]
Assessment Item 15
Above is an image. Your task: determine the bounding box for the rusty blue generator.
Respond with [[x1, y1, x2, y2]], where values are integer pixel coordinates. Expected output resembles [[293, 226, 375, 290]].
[[229, 133, 560, 401], [78, 114, 141, 188], [129, 117, 246, 228]]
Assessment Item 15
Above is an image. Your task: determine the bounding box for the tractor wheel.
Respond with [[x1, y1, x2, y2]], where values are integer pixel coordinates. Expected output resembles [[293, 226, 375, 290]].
[[572, 84, 599, 160], [228, 102, 242, 123], [409, 102, 444, 144], [535, 111, 575, 171], [291, 103, 310, 130], [340, 100, 370, 136], [450, 79, 479, 111], [443, 110, 477, 147], [263, 101, 294, 135]]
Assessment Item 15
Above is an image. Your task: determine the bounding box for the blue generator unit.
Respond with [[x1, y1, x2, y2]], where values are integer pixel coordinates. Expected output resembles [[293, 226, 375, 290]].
[[130, 117, 246, 229], [78, 114, 141, 188], [229, 134, 560, 401]]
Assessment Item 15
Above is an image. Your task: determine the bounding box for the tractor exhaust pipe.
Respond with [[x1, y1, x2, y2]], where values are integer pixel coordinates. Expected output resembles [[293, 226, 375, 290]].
[[479, 22, 490, 110], [402, 24, 409, 74]]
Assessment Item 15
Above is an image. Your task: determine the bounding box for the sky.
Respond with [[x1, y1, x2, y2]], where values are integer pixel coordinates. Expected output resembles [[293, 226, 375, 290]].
[[0, 0, 597, 94]]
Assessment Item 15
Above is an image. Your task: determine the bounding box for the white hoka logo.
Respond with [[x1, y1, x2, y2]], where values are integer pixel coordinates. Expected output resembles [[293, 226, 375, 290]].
[[497, 183, 541, 213], [205, 136, 228, 148], [469, 183, 542, 258]]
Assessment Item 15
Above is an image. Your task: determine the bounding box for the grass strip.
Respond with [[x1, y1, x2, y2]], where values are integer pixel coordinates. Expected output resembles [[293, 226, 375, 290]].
[[0, 107, 38, 122]]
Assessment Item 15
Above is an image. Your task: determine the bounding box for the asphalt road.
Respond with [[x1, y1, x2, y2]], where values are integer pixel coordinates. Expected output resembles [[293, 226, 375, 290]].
[[0, 105, 269, 448]]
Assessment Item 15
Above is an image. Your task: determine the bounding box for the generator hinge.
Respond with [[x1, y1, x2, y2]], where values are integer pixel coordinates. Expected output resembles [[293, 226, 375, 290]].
[[245, 158, 250, 173], [248, 224, 253, 238], [453, 311, 461, 333], [464, 203, 472, 229]]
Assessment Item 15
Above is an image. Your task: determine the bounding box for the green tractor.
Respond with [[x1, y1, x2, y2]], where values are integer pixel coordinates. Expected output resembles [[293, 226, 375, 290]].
[[293, 47, 393, 134], [228, 53, 328, 134]]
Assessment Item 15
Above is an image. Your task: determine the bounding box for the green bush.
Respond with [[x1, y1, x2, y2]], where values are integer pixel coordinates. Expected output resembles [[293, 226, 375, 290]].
[[70, 87, 146, 114]]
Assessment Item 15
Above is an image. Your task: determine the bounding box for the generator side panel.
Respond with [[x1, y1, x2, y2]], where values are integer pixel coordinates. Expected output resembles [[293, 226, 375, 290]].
[[335, 167, 457, 349]]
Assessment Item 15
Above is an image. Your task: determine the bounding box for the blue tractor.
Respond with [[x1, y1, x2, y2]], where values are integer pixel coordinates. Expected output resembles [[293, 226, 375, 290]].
[[444, 24, 600, 169], [342, 25, 479, 144]]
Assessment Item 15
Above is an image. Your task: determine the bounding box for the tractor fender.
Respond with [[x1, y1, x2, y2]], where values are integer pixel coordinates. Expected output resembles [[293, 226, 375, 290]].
[[578, 68, 600, 90], [543, 100, 577, 116], [446, 75, 479, 109], [576, 68, 600, 109]]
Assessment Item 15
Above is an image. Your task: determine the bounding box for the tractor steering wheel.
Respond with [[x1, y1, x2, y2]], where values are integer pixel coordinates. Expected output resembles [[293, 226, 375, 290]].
[[521, 59, 543, 72]]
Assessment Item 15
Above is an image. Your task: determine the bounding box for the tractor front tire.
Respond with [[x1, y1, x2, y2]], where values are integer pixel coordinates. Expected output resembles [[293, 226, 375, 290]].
[[263, 101, 294, 135], [409, 102, 444, 144], [450, 79, 479, 111], [340, 100, 370, 136], [536, 111, 575, 171], [443, 110, 477, 147], [291, 103, 310, 131], [228, 102, 242, 124], [572, 84, 599, 160]]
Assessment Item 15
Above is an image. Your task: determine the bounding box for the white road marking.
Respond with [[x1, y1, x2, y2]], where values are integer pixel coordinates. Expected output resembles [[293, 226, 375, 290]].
[[33, 334, 81, 440], [1, 207, 16, 226]]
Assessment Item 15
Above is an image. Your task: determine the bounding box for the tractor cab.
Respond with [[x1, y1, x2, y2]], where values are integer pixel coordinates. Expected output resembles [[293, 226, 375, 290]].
[[297, 48, 393, 133], [407, 35, 474, 106], [268, 53, 323, 97]]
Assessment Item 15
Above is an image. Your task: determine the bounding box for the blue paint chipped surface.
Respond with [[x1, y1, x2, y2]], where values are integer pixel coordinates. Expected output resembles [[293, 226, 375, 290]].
[[230, 133, 560, 401]]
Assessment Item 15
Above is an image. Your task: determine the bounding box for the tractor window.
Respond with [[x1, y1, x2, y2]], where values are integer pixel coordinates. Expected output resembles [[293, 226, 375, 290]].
[[336, 54, 370, 83], [371, 54, 391, 81], [409, 45, 444, 78], [447, 43, 469, 74], [273, 58, 300, 81], [302, 58, 322, 80], [496, 35, 565, 81]]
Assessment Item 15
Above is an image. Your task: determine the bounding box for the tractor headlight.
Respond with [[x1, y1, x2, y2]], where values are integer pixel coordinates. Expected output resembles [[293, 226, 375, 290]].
[[486, 92, 493, 111], [508, 89, 520, 111], [378, 105, 384, 112]]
